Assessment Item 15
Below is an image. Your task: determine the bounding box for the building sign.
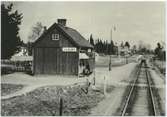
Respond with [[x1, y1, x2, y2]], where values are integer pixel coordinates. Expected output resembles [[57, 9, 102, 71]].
[[62, 47, 77, 52]]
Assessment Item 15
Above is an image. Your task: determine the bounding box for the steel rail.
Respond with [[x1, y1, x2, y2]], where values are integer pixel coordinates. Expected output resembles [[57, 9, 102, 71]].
[[121, 64, 141, 116], [145, 66, 156, 116], [121, 63, 156, 116]]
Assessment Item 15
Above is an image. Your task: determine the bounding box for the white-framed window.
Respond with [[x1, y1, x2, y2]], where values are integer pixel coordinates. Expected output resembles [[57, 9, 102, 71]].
[[52, 34, 59, 40]]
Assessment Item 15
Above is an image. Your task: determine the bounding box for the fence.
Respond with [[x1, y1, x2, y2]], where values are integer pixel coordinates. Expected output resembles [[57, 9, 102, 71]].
[[1, 59, 32, 73]]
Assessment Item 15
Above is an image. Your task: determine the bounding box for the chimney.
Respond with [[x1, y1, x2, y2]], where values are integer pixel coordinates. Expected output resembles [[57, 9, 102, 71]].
[[57, 19, 66, 26]]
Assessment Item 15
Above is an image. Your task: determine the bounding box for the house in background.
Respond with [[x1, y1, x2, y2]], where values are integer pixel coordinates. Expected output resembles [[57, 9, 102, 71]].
[[33, 19, 94, 76], [12, 44, 28, 57], [118, 46, 131, 56], [11, 44, 32, 62]]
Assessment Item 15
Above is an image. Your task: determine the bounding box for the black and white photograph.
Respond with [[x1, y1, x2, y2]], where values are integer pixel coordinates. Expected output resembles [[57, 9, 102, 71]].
[[1, 0, 166, 116]]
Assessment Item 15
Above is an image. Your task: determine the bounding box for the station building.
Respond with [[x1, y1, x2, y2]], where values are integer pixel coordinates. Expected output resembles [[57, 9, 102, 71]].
[[32, 19, 95, 76]]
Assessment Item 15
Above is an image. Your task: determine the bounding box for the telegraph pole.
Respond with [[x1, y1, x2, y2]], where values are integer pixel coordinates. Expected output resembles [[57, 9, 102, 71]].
[[109, 26, 116, 71], [109, 29, 112, 71], [93, 51, 96, 85]]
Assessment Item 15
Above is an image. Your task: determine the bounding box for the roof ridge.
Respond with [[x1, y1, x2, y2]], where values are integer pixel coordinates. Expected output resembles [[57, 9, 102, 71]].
[[57, 24, 93, 48], [34, 22, 93, 48]]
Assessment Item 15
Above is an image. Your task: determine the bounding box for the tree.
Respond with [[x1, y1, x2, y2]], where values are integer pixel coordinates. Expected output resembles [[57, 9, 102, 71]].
[[155, 43, 161, 56], [89, 34, 94, 46], [120, 41, 124, 48], [125, 41, 130, 49], [105, 40, 108, 54], [157, 42, 162, 49], [27, 42, 33, 56], [27, 22, 44, 55], [154, 42, 164, 60], [28, 22, 44, 42], [1, 3, 23, 59], [110, 40, 114, 54], [94, 38, 116, 55]]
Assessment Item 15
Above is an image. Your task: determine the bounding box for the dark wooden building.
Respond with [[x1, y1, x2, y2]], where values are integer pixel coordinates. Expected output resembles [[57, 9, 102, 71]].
[[33, 19, 94, 75]]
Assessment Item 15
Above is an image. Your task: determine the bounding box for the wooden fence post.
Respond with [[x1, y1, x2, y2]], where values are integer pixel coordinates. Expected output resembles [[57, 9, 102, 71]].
[[93, 66, 96, 85], [104, 76, 107, 96], [59, 97, 63, 116], [93, 51, 96, 85], [109, 55, 112, 71]]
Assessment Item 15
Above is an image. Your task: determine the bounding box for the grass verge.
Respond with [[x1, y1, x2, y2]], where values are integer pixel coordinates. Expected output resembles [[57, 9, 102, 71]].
[[2, 84, 104, 116], [1, 83, 24, 96]]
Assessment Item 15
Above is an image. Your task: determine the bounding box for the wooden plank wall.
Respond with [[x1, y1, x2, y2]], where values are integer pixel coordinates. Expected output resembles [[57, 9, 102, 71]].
[[61, 51, 78, 75], [34, 47, 43, 74], [34, 27, 85, 75], [34, 47, 78, 75]]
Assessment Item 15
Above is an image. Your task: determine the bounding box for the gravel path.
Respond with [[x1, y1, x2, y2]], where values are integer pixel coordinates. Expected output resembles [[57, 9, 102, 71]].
[[90, 87, 124, 115], [90, 62, 138, 115]]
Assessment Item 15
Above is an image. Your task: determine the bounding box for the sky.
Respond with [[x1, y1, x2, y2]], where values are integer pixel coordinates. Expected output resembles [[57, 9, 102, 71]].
[[4, 1, 165, 49]]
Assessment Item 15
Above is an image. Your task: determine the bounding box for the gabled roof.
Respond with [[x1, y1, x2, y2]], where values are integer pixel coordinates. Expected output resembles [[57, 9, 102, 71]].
[[34, 23, 93, 48]]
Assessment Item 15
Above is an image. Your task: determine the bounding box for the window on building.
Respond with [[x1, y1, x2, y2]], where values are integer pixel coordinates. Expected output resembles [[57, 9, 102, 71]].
[[52, 34, 59, 40]]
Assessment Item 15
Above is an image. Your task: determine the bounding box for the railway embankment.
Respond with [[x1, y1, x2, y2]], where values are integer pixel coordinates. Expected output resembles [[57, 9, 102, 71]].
[[149, 66, 165, 115], [90, 62, 138, 115]]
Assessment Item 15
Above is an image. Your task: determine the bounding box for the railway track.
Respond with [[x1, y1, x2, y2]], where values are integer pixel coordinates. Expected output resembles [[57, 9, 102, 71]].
[[121, 61, 157, 116]]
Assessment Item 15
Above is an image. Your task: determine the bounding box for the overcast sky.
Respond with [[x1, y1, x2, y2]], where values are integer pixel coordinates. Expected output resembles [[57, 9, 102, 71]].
[[8, 1, 165, 49]]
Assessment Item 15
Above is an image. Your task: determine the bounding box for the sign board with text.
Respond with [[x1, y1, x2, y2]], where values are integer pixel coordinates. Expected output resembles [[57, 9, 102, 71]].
[[62, 47, 77, 52]]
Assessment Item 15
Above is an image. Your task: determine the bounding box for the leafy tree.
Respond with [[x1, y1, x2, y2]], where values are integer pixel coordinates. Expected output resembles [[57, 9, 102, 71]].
[[27, 22, 44, 55], [154, 43, 161, 56], [1, 3, 23, 59], [154, 42, 165, 60], [157, 42, 162, 49], [28, 22, 44, 42]]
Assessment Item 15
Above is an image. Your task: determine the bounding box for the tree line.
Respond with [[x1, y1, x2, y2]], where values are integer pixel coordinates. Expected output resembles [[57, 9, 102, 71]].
[[89, 34, 131, 55], [89, 34, 116, 54]]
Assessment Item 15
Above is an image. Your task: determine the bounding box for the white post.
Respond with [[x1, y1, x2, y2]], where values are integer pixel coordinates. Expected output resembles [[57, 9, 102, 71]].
[[104, 76, 107, 96]]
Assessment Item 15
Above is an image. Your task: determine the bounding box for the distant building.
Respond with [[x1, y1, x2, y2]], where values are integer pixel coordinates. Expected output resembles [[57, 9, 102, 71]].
[[118, 46, 131, 56], [33, 19, 94, 75], [11, 44, 32, 61], [14, 45, 28, 57]]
